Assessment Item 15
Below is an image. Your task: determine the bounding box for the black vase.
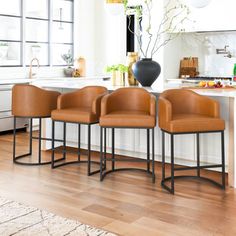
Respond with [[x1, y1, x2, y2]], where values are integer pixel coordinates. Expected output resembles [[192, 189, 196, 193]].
[[132, 58, 161, 87]]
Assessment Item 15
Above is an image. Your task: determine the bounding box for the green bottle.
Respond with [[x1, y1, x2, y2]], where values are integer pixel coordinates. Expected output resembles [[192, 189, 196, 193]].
[[233, 63, 236, 81]]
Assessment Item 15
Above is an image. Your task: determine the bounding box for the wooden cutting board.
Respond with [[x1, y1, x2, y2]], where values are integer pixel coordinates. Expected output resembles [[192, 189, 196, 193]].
[[179, 57, 199, 77]]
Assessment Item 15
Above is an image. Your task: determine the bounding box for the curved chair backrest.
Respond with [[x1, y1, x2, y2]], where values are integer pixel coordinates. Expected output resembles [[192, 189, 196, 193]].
[[57, 86, 108, 110], [105, 87, 152, 113], [160, 89, 217, 115], [12, 84, 60, 117]]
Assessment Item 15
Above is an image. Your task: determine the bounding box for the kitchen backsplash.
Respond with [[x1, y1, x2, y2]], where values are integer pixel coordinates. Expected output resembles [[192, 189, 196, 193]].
[[163, 31, 236, 80]]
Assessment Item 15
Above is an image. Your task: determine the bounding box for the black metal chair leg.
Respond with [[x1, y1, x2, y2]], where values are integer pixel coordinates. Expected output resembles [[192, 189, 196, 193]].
[[100, 127, 103, 181], [170, 134, 175, 194], [29, 118, 33, 155], [38, 118, 42, 164], [147, 129, 150, 172], [78, 124, 80, 161], [152, 128, 155, 183], [162, 130, 226, 194], [221, 131, 225, 189], [87, 124, 91, 176], [104, 128, 107, 169], [51, 120, 55, 169], [63, 122, 66, 160], [13, 116, 17, 162], [101, 127, 155, 183], [162, 131, 165, 181], [196, 133, 200, 177], [112, 128, 115, 171]]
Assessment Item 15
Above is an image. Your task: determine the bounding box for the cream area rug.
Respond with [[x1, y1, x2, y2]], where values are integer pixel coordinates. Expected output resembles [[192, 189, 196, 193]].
[[0, 197, 116, 236]]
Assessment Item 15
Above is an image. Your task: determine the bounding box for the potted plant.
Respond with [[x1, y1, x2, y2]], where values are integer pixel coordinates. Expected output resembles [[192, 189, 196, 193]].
[[124, 0, 189, 86], [61, 50, 74, 77], [106, 64, 128, 86]]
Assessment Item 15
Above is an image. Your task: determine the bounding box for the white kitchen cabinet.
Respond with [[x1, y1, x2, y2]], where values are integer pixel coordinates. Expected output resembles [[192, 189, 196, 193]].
[[0, 84, 29, 132], [0, 90, 11, 112], [168, 0, 236, 32]]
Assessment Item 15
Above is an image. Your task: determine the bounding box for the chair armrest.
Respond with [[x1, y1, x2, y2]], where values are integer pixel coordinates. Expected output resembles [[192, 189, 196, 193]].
[[92, 91, 108, 116], [100, 94, 111, 116], [158, 96, 172, 129], [44, 90, 61, 111], [150, 94, 156, 117], [194, 93, 220, 118]]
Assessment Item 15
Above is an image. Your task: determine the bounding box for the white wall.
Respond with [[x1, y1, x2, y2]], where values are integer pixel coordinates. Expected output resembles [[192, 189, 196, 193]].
[[75, 0, 127, 76], [75, 0, 96, 76], [93, 0, 126, 75]]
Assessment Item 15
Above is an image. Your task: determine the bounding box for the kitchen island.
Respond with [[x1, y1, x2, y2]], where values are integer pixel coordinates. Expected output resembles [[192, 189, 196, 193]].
[[30, 77, 236, 188]]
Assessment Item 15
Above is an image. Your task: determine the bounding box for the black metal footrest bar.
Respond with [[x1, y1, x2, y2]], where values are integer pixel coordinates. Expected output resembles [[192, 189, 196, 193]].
[[14, 154, 65, 166], [174, 164, 223, 171], [32, 137, 63, 142], [52, 160, 104, 169], [103, 157, 152, 163], [161, 175, 225, 194], [161, 181, 173, 194], [53, 148, 82, 155], [100, 168, 154, 181]]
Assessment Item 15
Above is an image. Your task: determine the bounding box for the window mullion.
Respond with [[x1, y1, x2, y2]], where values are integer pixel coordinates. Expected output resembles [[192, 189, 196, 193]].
[[72, 0, 75, 60], [21, 0, 26, 67], [49, 0, 53, 67]]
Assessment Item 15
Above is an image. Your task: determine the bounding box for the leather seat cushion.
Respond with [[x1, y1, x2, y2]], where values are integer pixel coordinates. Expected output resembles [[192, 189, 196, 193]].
[[51, 108, 98, 124], [165, 113, 225, 133], [100, 110, 156, 128]]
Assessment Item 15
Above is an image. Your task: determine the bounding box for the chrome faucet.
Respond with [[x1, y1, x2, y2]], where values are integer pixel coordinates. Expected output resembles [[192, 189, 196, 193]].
[[216, 45, 233, 58], [29, 58, 40, 79]]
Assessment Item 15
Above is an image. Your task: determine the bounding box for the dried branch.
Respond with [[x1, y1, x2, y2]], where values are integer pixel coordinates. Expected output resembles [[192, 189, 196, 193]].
[[144, 0, 153, 58], [125, 0, 189, 58], [151, 1, 189, 57], [152, 12, 189, 55]]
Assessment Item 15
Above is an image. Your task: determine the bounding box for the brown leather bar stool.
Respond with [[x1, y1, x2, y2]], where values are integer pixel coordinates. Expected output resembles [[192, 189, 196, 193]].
[[12, 84, 61, 165], [158, 89, 225, 194], [99, 87, 156, 182], [51, 86, 108, 176]]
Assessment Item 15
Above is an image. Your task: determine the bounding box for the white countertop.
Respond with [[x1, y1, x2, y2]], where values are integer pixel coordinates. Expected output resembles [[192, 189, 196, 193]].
[[1, 76, 236, 98], [0, 76, 108, 85], [31, 77, 236, 98]]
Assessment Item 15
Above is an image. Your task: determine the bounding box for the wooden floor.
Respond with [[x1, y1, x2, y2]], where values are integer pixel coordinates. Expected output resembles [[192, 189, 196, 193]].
[[0, 131, 236, 236]]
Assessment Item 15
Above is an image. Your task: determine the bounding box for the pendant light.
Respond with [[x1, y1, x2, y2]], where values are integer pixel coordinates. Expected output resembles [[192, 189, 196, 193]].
[[106, 0, 124, 15], [188, 0, 212, 8]]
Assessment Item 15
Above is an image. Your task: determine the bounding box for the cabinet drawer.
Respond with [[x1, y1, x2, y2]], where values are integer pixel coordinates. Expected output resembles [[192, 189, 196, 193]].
[[0, 116, 28, 132], [0, 90, 12, 112], [0, 111, 12, 119]]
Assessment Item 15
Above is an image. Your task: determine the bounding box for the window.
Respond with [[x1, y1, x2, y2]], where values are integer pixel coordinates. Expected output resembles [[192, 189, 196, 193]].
[[0, 0, 74, 67]]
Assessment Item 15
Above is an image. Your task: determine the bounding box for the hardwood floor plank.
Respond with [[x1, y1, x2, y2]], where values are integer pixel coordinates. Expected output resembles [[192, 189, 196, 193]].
[[103, 220, 168, 236], [83, 204, 141, 223], [133, 217, 214, 236]]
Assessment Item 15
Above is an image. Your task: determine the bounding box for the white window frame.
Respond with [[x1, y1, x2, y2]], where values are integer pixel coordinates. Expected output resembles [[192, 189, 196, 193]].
[[0, 0, 74, 67]]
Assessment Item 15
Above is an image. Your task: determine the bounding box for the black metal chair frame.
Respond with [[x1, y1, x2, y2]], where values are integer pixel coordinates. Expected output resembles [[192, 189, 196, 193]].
[[161, 129, 226, 194], [51, 120, 104, 176], [13, 116, 64, 166], [100, 126, 155, 183]]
